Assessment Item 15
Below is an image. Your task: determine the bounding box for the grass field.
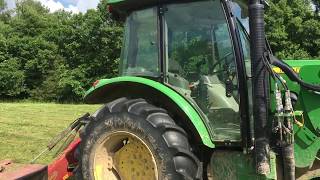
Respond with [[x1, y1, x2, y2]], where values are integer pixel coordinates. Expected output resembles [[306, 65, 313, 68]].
[[0, 103, 100, 164]]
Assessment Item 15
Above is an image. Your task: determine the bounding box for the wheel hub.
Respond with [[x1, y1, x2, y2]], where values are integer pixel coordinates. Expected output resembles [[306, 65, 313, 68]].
[[93, 132, 157, 180], [114, 138, 156, 179]]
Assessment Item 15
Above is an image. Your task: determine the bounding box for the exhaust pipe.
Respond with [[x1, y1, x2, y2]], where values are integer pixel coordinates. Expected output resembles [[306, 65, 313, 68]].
[[248, 0, 271, 175], [248, 1, 296, 178]]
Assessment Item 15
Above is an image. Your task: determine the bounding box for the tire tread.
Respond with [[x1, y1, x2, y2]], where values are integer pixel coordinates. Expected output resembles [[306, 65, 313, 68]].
[[80, 98, 202, 180]]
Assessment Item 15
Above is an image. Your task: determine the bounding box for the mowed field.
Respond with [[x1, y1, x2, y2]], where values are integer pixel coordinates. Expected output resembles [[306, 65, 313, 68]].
[[0, 103, 100, 164]]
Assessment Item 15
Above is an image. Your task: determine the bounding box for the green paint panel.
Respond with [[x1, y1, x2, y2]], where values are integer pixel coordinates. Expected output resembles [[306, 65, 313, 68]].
[[294, 125, 320, 167], [299, 65, 320, 131], [285, 59, 320, 67], [108, 0, 124, 4], [210, 151, 277, 180], [84, 76, 215, 148]]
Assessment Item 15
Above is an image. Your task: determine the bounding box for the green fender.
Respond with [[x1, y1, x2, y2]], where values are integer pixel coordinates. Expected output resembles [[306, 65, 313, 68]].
[[84, 76, 215, 148]]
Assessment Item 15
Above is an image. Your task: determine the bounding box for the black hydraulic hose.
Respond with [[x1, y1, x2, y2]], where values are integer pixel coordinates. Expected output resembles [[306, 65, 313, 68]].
[[271, 57, 320, 92], [262, 53, 288, 90], [249, 0, 271, 175], [282, 144, 295, 180]]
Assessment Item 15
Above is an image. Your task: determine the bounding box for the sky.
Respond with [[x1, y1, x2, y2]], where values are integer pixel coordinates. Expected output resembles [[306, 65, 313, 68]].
[[4, 0, 100, 13]]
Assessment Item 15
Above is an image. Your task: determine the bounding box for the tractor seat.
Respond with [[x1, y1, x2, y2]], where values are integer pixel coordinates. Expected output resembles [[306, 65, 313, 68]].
[[205, 75, 239, 112], [168, 59, 190, 90]]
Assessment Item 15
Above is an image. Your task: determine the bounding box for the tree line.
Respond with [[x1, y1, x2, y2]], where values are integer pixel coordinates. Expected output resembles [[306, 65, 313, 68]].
[[0, 0, 123, 102], [266, 0, 320, 59], [0, 0, 319, 102]]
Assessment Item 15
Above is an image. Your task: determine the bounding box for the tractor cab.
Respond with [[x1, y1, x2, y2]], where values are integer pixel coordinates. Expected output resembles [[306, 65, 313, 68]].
[[116, 0, 251, 142]]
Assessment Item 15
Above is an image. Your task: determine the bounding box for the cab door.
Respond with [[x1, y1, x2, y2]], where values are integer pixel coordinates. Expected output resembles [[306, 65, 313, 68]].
[[163, 0, 242, 142]]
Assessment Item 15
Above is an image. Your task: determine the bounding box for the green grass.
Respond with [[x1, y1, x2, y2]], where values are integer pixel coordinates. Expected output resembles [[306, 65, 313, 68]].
[[0, 103, 100, 164]]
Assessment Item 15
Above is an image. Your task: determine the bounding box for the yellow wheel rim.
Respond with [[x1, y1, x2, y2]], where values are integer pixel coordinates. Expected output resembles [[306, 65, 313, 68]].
[[93, 131, 158, 180]]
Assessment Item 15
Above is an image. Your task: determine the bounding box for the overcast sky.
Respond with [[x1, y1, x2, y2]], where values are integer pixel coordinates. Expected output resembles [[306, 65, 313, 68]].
[[4, 0, 100, 13]]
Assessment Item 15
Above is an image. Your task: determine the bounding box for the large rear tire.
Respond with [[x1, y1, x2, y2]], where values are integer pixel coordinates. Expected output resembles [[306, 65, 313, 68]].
[[79, 98, 202, 180]]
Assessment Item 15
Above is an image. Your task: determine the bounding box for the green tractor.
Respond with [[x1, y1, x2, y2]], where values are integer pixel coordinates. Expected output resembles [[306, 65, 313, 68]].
[[76, 0, 320, 179]]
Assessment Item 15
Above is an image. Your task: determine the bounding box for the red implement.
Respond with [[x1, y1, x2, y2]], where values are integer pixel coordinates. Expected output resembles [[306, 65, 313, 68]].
[[0, 159, 47, 180], [0, 138, 81, 180], [48, 138, 81, 180]]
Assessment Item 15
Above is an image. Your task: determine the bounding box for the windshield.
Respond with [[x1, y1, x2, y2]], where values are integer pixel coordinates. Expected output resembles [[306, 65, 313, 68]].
[[165, 1, 235, 82]]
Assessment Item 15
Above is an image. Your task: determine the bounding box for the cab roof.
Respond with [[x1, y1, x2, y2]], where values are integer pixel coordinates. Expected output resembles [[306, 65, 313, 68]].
[[107, 0, 248, 19], [108, 0, 204, 13]]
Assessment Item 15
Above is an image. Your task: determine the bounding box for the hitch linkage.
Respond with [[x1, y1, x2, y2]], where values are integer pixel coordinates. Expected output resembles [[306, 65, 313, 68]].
[[31, 113, 93, 163]]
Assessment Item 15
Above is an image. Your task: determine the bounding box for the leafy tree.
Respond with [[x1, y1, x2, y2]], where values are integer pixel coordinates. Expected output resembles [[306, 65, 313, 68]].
[[0, 0, 5, 11], [12, 0, 49, 37], [0, 0, 11, 22], [265, 0, 320, 59], [0, 0, 123, 102], [0, 58, 25, 97]]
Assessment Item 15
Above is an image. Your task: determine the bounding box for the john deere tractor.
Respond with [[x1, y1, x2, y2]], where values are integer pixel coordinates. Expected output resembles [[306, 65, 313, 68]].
[[1, 0, 319, 179], [73, 0, 320, 179], [68, 0, 320, 180], [71, 0, 320, 180]]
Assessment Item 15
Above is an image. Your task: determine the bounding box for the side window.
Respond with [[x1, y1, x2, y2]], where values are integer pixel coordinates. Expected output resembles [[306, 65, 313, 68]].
[[230, 0, 251, 77], [120, 8, 159, 76], [238, 23, 251, 77], [165, 1, 241, 141], [135, 11, 158, 70]]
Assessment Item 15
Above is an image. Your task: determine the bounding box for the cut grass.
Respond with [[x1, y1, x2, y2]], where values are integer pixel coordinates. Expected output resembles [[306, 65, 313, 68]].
[[0, 103, 100, 164]]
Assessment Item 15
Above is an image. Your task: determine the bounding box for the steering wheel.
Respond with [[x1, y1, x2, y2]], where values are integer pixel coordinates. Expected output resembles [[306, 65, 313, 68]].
[[210, 52, 233, 76], [211, 52, 233, 71]]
